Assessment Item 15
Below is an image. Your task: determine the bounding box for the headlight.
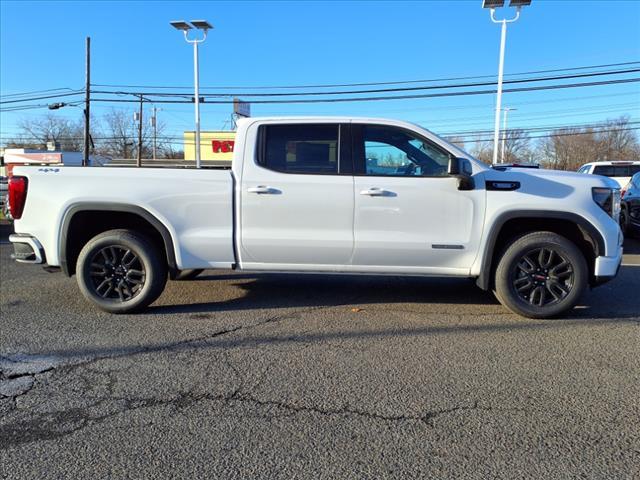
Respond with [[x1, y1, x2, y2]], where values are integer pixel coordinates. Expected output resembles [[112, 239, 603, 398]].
[[592, 187, 621, 222]]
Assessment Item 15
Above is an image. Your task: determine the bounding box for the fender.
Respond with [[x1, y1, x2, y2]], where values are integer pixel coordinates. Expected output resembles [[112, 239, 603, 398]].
[[475, 210, 606, 290], [59, 202, 178, 277]]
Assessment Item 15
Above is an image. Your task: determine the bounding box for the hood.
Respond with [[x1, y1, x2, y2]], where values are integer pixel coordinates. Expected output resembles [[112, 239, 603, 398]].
[[490, 166, 620, 189]]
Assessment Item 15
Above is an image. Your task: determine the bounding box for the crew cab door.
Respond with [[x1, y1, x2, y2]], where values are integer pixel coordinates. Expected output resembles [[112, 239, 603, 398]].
[[239, 122, 354, 269], [351, 124, 485, 274]]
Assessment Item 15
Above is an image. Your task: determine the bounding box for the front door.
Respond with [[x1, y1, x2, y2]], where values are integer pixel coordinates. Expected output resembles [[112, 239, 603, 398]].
[[239, 123, 354, 269], [351, 123, 485, 274]]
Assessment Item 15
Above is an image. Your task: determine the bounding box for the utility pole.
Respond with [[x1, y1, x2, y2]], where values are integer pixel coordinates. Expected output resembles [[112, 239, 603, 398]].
[[137, 95, 143, 167], [83, 36, 91, 167]]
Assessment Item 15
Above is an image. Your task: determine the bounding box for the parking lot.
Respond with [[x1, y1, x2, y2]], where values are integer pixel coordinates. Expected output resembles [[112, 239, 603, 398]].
[[1, 225, 639, 479]]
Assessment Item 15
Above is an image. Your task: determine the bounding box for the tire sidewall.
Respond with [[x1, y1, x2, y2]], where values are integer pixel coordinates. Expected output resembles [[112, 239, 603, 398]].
[[77, 230, 166, 313], [619, 206, 628, 236], [495, 233, 588, 319]]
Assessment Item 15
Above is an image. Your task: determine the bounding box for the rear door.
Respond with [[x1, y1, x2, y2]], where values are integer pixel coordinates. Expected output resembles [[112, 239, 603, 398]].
[[239, 122, 354, 269], [351, 123, 485, 274]]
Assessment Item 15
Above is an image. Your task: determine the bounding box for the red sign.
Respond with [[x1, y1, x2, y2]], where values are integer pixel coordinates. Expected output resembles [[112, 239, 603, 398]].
[[212, 140, 235, 153]]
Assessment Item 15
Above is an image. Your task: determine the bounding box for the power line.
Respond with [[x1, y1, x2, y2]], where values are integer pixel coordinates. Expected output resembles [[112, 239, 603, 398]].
[[91, 60, 640, 90], [0, 91, 85, 105], [445, 127, 640, 144], [87, 77, 640, 105], [92, 67, 640, 98], [3, 66, 636, 109], [0, 87, 82, 99]]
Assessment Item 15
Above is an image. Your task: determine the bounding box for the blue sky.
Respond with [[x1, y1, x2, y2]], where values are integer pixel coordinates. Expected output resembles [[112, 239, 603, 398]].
[[1, 0, 639, 146]]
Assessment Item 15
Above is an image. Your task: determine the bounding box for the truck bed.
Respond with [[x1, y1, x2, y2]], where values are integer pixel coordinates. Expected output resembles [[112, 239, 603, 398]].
[[12, 165, 236, 269]]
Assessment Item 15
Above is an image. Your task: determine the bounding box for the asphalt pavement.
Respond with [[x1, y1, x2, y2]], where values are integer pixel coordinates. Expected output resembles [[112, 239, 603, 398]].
[[1, 226, 638, 479]]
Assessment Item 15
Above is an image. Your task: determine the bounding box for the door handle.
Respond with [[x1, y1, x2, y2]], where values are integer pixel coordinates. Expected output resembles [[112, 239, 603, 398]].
[[360, 187, 389, 196], [247, 186, 278, 194]]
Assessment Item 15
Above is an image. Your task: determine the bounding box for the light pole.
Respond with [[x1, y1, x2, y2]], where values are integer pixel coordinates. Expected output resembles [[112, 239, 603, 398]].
[[151, 106, 160, 161], [170, 19, 213, 169], [482, 0, 531, 164], [500, 107, 516, 163]]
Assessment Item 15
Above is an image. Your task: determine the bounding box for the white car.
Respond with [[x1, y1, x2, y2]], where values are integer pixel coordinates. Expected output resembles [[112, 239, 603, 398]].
[[577, 160, 640, 188], [8, 117, 623, 318]]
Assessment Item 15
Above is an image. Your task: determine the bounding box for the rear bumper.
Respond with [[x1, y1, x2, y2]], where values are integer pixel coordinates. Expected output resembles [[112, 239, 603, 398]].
[[592, 245, 623, 286], [9, 234, 46, 264]]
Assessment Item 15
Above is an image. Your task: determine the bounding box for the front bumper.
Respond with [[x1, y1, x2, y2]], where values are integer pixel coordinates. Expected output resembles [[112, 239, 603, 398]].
[[592, 245, 623, 286], [9, 234, 46, 264]]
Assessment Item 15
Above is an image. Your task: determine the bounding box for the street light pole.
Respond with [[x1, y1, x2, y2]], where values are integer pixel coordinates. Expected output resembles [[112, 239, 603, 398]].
[[151, 106, 158, 161], [83, 36, 91, 167], [137, 95, 144, 167], [490, 7, 520, 165], [193, 39, 201, 168], [170, 20, 213, 169], [500, 107, 516, 163]]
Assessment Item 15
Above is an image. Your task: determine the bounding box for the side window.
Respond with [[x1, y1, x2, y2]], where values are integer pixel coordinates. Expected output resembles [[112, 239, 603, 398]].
[[577, 166, 589, 174], [259, 124, 340, 174], [356, 125, 450, 177]]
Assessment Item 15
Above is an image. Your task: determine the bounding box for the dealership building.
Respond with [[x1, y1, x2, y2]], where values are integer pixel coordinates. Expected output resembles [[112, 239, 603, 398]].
[[183, 131, 237, 162]]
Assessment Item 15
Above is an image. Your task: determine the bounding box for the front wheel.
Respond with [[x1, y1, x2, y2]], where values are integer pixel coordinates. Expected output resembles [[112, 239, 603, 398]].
[[76, 229, 167, 313], [493, 231, 588, 319]]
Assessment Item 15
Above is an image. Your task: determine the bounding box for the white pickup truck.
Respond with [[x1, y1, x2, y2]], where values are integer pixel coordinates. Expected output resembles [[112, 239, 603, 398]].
[[8, 117, 623, 318]]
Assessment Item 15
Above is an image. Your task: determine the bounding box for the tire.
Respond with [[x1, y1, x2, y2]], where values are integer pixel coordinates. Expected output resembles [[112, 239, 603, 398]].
[[493, 231, 588, 319], [173, 269, 204, 281], [76, 229, 167, 313], [619, 206, 628, 237]]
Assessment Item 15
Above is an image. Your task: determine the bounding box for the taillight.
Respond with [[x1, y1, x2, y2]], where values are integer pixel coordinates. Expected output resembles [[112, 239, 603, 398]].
[[621, 189, 627, 199], [8, 176, 28, 219]]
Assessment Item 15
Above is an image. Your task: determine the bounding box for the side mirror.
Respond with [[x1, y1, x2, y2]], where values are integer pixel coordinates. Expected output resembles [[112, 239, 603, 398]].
[[447, 156, 461, 176], [448, 157, 474, 191]]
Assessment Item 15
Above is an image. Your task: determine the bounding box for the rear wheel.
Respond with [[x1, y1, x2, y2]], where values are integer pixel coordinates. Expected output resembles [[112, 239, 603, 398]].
[[76, 229, 167, 313], [494, 231, 588, 319]]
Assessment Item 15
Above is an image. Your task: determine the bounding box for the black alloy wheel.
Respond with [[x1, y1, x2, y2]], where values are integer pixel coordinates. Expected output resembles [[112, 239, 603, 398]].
[[510, 247, 574, 307], [89, 245, 146, 301], [493, 231, 588, 319], [76, 229, 167, 313]]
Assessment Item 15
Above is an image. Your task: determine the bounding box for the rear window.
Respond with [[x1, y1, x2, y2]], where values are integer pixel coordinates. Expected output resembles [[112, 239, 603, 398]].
[[593, 165, 638, 177], [259, 124, 339, 174]]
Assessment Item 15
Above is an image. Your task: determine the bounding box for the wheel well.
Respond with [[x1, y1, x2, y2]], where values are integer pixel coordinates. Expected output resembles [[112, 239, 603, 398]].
[[483, 217, 599, 289], [62, 210, 171, 276]]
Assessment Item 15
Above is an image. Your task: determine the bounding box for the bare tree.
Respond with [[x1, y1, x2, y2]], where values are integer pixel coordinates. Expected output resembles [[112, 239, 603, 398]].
[[471, 139, 493, 165], [470, 128, 531, 164], [539, 116, 639, 171], [539, 128, 598, 171], [595, 115, 640, 160], [500, 128, 532, 163], [161, 144, 185, 159], [99, 108, 168, 159], [11, 114, 84, 150]]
